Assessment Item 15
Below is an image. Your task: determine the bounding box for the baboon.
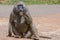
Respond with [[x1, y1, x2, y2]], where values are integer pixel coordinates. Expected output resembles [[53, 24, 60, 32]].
[[8, 1, 39, 40]]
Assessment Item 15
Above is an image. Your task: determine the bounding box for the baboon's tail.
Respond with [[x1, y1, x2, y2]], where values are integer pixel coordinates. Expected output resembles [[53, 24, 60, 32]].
[[39, 36, 51, 39]]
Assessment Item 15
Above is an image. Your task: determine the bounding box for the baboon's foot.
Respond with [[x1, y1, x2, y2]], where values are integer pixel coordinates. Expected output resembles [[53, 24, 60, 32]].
[[14, 35, 21, 38], [7, 34, 12, 37], [33, 38, 39, 40]]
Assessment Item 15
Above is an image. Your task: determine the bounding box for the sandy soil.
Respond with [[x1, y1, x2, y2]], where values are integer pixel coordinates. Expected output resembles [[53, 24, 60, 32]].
[[0, 14, 60, 40]]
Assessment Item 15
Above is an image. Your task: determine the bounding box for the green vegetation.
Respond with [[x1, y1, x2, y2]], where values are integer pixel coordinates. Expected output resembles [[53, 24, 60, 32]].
[[0, 0, 60, 5]]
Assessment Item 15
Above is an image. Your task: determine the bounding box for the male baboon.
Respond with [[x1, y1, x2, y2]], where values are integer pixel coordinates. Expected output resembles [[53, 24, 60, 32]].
[[8, 1, 39, 40]]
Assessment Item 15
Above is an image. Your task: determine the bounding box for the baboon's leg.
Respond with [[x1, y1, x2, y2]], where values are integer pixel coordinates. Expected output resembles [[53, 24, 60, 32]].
[[12, 27, 22, 38], [23, 24, 39, 40], [23, 30, 33, 38], [30, 24, 39, 40]]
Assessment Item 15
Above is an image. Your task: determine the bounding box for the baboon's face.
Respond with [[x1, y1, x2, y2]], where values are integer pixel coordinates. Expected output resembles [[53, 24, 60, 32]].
[[17, 4, 25, 16]]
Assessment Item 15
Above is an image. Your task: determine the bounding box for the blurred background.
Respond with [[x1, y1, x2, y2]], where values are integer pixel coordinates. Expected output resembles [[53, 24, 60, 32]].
[[0, 0, 60, 18], [0, 0, 60, 5]]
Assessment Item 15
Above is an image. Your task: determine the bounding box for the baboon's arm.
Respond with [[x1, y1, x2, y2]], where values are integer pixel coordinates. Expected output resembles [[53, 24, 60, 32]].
[[23, 8, 32, 25], [9, 12, 15, 25], [8, 12, 15, 36]]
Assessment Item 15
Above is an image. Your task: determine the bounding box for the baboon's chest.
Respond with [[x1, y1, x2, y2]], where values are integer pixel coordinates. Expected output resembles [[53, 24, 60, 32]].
[[14, 16, 28, 33]]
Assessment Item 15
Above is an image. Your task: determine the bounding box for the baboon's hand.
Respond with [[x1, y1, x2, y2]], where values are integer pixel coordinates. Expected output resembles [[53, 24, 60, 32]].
[[19, 12, 24, 16]]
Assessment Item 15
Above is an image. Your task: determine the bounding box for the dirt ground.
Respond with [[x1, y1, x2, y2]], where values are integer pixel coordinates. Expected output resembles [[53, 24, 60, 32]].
[[0, 14, 60, 40]]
